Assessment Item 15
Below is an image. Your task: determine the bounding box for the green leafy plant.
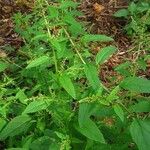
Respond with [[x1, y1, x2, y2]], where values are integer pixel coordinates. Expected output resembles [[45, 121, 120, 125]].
[[0, 0, 150, 150], [114, 1, 150, 51]]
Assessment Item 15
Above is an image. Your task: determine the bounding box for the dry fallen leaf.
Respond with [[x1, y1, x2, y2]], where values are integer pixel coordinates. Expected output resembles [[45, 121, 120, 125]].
[[93, 3, 105, 14]]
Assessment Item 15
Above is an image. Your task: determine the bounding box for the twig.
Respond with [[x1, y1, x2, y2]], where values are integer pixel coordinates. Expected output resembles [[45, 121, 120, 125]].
[[63, 27, 86, 65]]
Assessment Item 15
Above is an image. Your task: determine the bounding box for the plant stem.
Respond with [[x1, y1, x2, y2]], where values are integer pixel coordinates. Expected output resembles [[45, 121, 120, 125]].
[[63, 27, 86, 65], [39, 0, 58, 73]]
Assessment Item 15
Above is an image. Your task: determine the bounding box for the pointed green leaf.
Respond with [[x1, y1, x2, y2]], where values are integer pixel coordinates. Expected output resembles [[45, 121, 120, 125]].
[[7, 148, 27, 150], [84, 64, 101, 90], [130, 119, 150, 150], [26, 56, 50, 69], [0, 115, 31, 140], [81, 34, 113, 43], [51, 39, 65, 59], [31, 34, 48, 42], [106, 86, 120, 102], [128, 2, 137, 14], [96, 46, 117, 65], [120, 77, 150, 93], [78, 103, 105, 143], [59, 74, 76, 99], [77, 118, 105, 143], [0, 118, 6, 131], [30, 136, 58, 150], [16, 89, 28, 104], [22, 100, 50, 114], [113, 104, 124, 122], [114, 9, 129, 17], [78, 103, 96, 127], [47, 6, 59, 18]]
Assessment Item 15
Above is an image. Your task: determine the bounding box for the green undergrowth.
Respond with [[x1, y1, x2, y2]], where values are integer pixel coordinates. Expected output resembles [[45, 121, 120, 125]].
[[0, 0, 150, 150]]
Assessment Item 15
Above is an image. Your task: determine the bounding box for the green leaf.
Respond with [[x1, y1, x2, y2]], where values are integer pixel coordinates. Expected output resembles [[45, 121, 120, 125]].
[[77, 118, 105, 143], [26, 56, 50, 69], [0, 61, 8, 72], [64, 14, 84, 36], [22, 100, 50, 114], [96, 46, 117, 65], [114, 9, 129, 17], [22, 135, 34, 149], [106, 86, 120, 102], [16, 89, 28, 104], [81, 34, 113, 43], [59, 74, 76, 99], [120, 77, 150, 93], [130, 119, 150, 150], [64, 14, 78, 25], [84, 64, 101, 90], [78, 103, 96, 127], [69, 23, 84, 37], [0, 118, 6, 131], [0, 115, 31, 140], [115, 61, 131, 76], [60, 1, 78, 9], [47, 6, 59, 19], [128, 2, 137, 14], [113, 104, 124, 122], [51, 39, 65, 59], [6, 148, 27, 150], [30, 136, 59, 150], [78, 103, 105, 143], [130, 101, 150, 113], [31, 34, 48, 43]]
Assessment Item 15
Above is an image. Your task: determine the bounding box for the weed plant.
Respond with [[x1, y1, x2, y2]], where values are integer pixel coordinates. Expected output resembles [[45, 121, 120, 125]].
[[0, 0, 150, 150]]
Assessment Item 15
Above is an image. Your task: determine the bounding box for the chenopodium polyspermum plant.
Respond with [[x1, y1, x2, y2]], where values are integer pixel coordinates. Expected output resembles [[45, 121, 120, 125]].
[[1, 0, 150, 150]]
